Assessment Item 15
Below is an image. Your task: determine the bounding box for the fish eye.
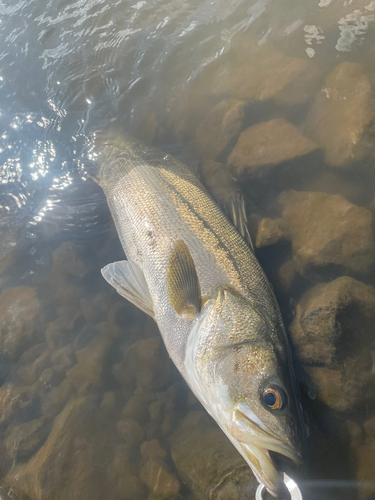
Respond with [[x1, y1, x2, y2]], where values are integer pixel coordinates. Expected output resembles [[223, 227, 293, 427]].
[[262, 385, 286, 410]]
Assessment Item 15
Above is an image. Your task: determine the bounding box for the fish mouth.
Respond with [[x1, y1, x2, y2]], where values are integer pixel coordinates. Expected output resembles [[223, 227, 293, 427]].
[[228, 406, 302, 498]]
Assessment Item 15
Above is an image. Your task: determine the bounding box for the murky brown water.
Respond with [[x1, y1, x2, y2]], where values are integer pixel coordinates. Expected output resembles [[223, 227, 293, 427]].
[[1, 1, 375, 499]]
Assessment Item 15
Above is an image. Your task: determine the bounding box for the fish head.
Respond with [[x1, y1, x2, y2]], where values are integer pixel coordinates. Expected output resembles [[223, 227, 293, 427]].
[[185, 285, 306, 498]]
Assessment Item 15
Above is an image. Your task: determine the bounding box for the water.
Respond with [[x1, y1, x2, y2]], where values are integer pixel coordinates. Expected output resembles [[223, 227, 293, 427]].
[[1, 0, 375, 499]]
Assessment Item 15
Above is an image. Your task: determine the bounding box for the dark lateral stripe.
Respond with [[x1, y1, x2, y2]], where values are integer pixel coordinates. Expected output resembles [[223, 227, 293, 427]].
[[156, 169, 246, 287]]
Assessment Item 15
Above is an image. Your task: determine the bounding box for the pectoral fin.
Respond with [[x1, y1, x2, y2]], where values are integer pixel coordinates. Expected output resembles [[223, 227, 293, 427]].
[[167, 240, 201, 319], [101, 260, 154, 318]]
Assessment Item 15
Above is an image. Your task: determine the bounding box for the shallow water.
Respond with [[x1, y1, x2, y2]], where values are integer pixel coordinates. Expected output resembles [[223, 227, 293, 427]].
[[1, 0, 375, 499]]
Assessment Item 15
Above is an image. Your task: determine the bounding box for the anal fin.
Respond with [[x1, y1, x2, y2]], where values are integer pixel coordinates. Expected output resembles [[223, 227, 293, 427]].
[[101, 260, 154, 318]]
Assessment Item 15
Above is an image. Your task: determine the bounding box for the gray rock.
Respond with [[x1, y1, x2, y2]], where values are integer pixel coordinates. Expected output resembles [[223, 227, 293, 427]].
[[52, 241, 91, 277], [305, 62, 374, 166], [171, 411, 257, 500], [278, 190, 375, 275], [228, 119, 317, 178], [0, 221, 19, 275], [0, 287, 40, 360]]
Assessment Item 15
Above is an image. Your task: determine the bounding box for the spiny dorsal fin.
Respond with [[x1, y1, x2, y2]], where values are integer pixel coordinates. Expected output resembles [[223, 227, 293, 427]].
[[167, 240, 201, 319], [101, 260, 154, 318], [217, 194, 254, 252]]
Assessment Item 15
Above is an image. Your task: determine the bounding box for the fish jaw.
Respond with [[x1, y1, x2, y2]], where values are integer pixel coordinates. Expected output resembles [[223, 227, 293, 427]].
[[226, 405, 302, 497]]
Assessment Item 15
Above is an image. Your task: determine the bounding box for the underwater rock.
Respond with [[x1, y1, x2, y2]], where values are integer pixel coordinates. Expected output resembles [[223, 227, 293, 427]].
[[0, 382, 40, 427], [140, 457, 180, 499], [201, 160, 239, 201], [52, 240, 91, 277], [213, 45, 321, 105], [17, 349, 52, 386], [278, 190, 375, 275], [115, 476, 148, 500], [305, 62, 374, 166], [193, 99, 246, 161], [50, 344, 76, 373], [122, 386, 155, 424], [69, 335, 112, 394], [116, 418, 145, 446], [17, 343, 48, 368], [228, 119, 317, 178], [0, 287, 40, 360], [291, 277, 375, 412], [140, 439, 167, 461], [45, 304, 82, 349], [255, 217, 285, 248], [277, 260, 298, 292], [5, 416, 48, 461], [113, 337, 172, 392], [0, 221, 19, 275], [100, 391, 116, 412], [290, 277, 375, 367], [306, 172, 360, 204], [171, 411, 257, 500], [6, 396, 117, 500], [47, 271, 81, 305], [355, 439, 375, 500], [307, 354, 375, 413]]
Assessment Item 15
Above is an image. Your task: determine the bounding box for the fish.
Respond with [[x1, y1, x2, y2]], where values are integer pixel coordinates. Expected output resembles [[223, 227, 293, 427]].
[[87, 133, 306, 498]]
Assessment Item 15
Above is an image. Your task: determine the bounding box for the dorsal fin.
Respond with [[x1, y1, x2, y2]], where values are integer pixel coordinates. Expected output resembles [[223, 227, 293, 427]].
[[217, 194, 254, 252], [167, 240, 201, 319], [101, 260, 154, 318]]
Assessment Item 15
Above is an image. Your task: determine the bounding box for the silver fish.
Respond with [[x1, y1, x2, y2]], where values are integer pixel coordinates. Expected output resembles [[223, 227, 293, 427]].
[[88, 133, 306, 498]]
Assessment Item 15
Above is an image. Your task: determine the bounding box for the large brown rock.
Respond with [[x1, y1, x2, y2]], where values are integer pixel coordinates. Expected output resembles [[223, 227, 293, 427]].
[[291, 277, 375, 412], [0, 382, 41, 427], [113, 337, 172, 392], [213, 45, 321, 105], [5, 416, 48, 461], [290, 277, 375, 367], [201, 160, 239, 201], [278, 190, 375, 275], [6, 397, 117, 500], [228, 119, 317, 178], [255, 218, 285, 248], [171, 411, 257, 500], [193, 99, 245, 161], [0, 287, 40, 360], [140, 458, 180, 499], [305, 62, 374, 166]]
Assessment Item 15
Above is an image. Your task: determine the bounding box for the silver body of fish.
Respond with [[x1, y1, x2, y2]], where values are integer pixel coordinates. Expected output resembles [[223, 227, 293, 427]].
[[90, 134, 306, 498]]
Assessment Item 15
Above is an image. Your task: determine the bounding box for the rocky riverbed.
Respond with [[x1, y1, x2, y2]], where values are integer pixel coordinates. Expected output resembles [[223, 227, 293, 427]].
[[1, 18, 375, 500]]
